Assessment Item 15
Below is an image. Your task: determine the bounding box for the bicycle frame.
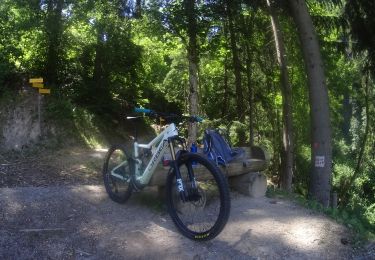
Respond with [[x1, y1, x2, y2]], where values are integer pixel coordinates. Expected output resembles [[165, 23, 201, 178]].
[[111, 123, 179, 186]]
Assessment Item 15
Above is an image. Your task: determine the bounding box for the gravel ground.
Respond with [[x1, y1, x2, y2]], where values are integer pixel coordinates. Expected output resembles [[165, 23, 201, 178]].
[[0, 147, 372, 259], [0, 185, 358, 259]]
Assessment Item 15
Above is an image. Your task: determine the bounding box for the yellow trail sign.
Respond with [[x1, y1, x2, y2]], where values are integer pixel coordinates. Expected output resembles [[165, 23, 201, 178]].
[[32, 83, 44, 88], [39, 88, 51, 94], [29, 78, 44, 83]]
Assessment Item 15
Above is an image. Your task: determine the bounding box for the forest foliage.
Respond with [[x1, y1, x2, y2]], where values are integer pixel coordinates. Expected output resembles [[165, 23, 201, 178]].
[[0, 0, 374, 236]]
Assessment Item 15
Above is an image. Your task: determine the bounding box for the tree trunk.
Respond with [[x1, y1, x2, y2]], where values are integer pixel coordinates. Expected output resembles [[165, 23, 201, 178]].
[[242, 13, 255, 146], [342, 91, 352, 143], [289, 0, 332, 207], [134, 0, 142, 18], [222, 55, 229, 119], [246, 44, 254, 146], [226, 0, 245, 144], [341, 72, 371, 203], [185, 0, 199, 146], [45, 0, 64, 88], [93, 26, 105, 91], [222, 20, 230, 120], [267, 0, 294, 192]]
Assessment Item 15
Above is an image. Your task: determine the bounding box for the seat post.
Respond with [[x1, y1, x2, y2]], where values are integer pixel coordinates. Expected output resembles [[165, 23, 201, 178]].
[[126, 117, 139, 142]]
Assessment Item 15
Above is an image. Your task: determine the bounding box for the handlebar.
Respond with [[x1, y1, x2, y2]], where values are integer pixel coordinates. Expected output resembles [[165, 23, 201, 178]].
[[134, 107, 204, 123], [134, 107, 152, 114]]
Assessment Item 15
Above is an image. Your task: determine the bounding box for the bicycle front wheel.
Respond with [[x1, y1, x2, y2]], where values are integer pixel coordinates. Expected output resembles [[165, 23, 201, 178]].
[[103, 144, 133, 203], [166, 152, 230, 241]]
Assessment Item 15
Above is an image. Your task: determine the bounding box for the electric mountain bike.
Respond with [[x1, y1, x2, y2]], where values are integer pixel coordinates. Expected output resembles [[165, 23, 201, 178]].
[[102, 108, 230, 241]]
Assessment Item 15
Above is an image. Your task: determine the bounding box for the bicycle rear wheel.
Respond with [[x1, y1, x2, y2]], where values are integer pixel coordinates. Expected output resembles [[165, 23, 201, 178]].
[[103, 144, 133, 203], [166, 152, 230, 241]]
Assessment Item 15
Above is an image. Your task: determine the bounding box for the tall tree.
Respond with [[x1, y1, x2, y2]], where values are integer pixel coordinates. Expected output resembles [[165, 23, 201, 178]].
[[240, 10, 255, 146], [92, 23, 106, 93], [345, 0, 375, 70], [288, 0, 332, 206], [225, 0, 246, 144], [45, 0, 64, 87], [266, 0, 294, 192], [185, 0, 199, 146], [135, 0, 142, 18], [342, 69, 372, 203]]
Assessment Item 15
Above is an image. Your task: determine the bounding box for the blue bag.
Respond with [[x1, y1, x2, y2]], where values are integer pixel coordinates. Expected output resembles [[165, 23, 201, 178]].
[[203, 129, 245, 166]]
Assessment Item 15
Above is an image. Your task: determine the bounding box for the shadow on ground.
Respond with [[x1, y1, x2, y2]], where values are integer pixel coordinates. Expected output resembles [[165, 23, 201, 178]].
[[0, 185, 356, 259]]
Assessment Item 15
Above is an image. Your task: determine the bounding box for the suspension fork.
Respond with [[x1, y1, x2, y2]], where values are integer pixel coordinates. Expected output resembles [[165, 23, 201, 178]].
[[168, 136, 188, 202], [169, 159, 187, 202], [168, 136, 197, 202], [186, 162, 197, 189]]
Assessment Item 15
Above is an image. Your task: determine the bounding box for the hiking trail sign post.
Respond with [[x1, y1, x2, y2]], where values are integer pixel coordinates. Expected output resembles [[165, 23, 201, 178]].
[[29, 77, 51, 135]]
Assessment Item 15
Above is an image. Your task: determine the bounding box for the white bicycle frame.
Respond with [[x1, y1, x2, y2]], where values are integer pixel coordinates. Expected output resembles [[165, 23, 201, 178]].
[[111, 123, 179, 186]]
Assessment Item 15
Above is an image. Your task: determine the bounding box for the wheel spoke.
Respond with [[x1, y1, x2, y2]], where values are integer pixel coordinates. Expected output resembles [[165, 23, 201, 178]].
[[103, 145, 133, 203], [167, 153, 230, 240]]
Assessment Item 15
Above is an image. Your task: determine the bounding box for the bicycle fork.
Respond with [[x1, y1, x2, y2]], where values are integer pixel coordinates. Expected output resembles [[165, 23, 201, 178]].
[[168, 137, 198, 203], [170, 159, 198, 203]]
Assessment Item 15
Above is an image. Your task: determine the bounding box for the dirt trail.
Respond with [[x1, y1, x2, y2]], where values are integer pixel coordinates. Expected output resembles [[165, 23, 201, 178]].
[[0, 187, 357, 259], [0, 147, 367, 259]]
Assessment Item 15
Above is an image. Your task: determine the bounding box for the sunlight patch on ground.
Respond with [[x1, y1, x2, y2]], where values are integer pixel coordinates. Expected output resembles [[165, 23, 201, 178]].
[[147, 221, 182, 244], [221, 215, 328, 256], [71, 185, 108, 203], [94, 148, 108, 153], [60, 164, 88, 174], [284, 218, 328, 250], [68, 150, 83, 156], [288, 220, 321, 239], [89, 152, 106, 159]]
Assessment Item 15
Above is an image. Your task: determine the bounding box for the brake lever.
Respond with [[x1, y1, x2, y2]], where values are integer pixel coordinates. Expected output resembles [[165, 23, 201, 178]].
[[126, 116, 143, 120]]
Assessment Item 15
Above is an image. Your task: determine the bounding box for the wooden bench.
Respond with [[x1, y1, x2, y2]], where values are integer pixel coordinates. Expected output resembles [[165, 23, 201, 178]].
[[149, 146, 270, 198]]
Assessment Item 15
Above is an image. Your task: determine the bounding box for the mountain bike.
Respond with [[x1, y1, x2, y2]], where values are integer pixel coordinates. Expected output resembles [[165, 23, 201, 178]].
[[102, 108, 231, 241]]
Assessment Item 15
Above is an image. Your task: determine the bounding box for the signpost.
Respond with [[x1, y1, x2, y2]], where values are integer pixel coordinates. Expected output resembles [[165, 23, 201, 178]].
[[38, 88, 51, 94], [30, 78, 50, 94], [32, 83, 44, 88], [29, 78, 51, 135], [29, 78, 43, 84]]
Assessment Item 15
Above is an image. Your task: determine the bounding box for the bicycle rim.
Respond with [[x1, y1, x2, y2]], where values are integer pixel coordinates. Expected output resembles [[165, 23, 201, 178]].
[[166, 153, 230, 240], [103, 145, 133, 203]]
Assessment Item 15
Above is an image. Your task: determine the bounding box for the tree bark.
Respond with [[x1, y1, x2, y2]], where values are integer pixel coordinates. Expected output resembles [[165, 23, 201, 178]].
[[241, 13, 255, 146], [342, 91, 352, 143], [185, 0, 199, 146], [45, 0, 64, 88], [222, 55, 229, 119], [221, 20, 230, 119], [267, 0, 294, 192], [93, 25, 106, 91], [134, 0, 142, 18], [341, 72, 371, 203], [289, 0, 332, 206], [246, 44, 254, 146], [226, 0, 245, 130]]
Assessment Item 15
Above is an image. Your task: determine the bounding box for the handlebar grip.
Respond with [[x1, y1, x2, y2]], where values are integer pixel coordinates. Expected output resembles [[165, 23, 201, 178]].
[[134, 107, 152, 114]]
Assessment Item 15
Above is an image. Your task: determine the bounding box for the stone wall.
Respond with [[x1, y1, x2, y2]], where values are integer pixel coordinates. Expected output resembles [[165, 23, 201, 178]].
[[0, 90, 41, 151]]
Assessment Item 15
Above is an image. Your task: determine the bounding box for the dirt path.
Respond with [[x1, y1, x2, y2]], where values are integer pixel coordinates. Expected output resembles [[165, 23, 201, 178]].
[[0, 187, 358, 259], [0, 147, 369, 259]]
